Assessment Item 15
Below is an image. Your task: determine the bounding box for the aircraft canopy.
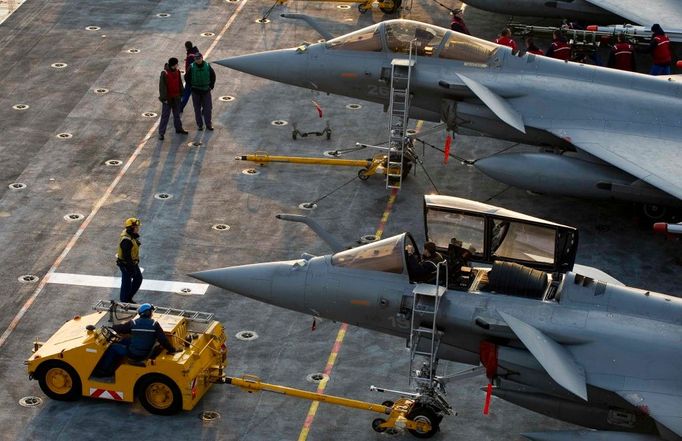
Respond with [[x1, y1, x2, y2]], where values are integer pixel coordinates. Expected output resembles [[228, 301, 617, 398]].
[[326, 19, 498, 62]]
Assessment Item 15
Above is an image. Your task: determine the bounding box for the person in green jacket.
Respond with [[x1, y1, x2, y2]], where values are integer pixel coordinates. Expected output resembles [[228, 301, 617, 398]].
[[184, 53, 216, 130]]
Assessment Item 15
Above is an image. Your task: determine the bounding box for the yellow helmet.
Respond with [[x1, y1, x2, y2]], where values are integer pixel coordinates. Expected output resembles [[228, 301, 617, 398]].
[[124, 217, 141, 228]]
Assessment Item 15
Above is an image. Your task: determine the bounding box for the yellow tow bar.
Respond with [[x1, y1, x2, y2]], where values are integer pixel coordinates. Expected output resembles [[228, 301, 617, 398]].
[[217, 375, 435, 436], [236, 152, 401, 181]]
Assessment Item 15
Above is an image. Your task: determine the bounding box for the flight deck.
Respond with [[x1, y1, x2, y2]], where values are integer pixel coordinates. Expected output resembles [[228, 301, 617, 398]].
[[0, 1, 680, 440]]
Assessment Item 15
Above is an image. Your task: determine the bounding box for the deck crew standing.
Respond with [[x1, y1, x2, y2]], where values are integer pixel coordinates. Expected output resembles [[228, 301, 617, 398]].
[[495, 28, 518, 51], [608, 34, 636, 72], [647, 24, 672, 76], [180, 41, 200, 113], [158, 57, 188, 141], [546, 30, 571, 60], [185, 53, 216, 131], [117, 218, 143, 303], [450, 9, 470, 35], [524, 37, 544, 55]]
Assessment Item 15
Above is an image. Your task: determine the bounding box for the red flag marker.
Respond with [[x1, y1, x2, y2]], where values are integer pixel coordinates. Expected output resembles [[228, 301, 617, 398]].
[[443, 134, 452, 164], [483, 383, 493, 415]]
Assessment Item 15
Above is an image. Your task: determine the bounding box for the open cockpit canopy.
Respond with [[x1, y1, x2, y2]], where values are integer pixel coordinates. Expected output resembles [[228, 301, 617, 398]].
[[325, 19, 498, 62], [424, 195, 578, 273]]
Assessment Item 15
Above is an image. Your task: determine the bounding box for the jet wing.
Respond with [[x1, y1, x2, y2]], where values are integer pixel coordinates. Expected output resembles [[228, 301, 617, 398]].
[[586, 0, 682, 28], [546, 128, 682, 201]]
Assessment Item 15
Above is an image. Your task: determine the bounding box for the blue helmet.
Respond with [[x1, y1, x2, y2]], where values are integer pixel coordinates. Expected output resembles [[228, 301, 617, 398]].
[[138, 303, 154, 315]]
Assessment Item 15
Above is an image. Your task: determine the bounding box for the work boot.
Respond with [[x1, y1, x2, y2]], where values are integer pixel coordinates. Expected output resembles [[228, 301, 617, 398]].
[[176, 129, 189, 134], [206, 125, 214, 131], [197, 126, 203, 131], [158, 134, 164, 140]]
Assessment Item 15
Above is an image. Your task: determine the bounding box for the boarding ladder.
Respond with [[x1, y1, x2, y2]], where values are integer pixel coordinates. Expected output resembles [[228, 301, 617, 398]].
[[386, 44, 415, 190], [408, 261, 447, 389]]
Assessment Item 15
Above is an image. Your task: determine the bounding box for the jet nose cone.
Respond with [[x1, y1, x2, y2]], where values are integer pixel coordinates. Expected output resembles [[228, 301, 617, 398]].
[[190, 260, 307, 312], [214, 48, 309, 87]]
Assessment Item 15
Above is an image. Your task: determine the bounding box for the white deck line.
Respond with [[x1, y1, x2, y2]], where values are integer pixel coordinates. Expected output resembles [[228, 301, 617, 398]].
[[47, 272, 208, 295]]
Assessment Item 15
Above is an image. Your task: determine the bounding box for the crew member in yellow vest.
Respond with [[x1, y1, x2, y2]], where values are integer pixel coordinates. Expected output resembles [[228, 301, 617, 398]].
[[116, 217, 143, 303]]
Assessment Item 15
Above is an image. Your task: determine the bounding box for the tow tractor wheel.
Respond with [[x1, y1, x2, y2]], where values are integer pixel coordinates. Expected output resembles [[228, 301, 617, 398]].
[[357, 3, 368, 13], [407, 405, 440, 439], [358, 169, 370, 180], [382, 400, 394, 407], [37, 360, 82, 401], [137, 374, 182, 415], [372, 418, 387, 433]]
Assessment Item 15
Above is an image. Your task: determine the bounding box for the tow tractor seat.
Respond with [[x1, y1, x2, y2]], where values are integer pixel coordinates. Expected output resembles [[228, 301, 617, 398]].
[[126, 343, 163, 367]]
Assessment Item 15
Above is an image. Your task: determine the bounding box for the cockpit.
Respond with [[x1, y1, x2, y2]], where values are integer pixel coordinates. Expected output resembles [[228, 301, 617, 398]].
[[325, 19, 498, 63], [330, 195, 579, 301]]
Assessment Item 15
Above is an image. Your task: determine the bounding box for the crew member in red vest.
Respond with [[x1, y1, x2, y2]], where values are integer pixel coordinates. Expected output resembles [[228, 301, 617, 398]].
[[546, 30, 571, 60], [647, 24, 672, 75], [495, 28, 518, 52], [608, 34, 636, 72], [524, 36, 544, 56], [158, 57, 188, 141], [450, 9, 470, 35]]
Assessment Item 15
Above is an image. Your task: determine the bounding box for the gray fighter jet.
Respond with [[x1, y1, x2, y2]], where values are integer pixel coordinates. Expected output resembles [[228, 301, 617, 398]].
[[216, 19, 682, 212], [191, 195, 682, 440], [459, 0, 682, 29]]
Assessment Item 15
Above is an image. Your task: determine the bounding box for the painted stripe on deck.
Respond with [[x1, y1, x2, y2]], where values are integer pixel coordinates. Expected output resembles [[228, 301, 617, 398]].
[[47, 273, 207, 295], [0, 0, 249, 350], [296, 131, 419, 438]]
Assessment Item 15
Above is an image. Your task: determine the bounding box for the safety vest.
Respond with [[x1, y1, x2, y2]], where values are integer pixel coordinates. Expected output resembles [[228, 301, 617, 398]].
[[495, 36, 517, 51], [117, 230, 140, 264], [128, 317, 158, 358], [612, 42, 634, 71], [164, 68, 182, 98], [551, 40, 571, 60], [652, 35, 671, 65], [527, 48, 544, 56], [190, 62, 211, 91]]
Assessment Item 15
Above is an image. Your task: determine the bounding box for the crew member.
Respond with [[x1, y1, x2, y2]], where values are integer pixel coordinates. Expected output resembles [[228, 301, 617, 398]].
[[158, 57, 188, 141], [185, 53, 216, 131], [608, 34, 636, 72], [450, 9, 470, 35], [647, 24, 672, 75], [546, 30, 571, 60], [422, 241, 444, 266], [495, 28, 518, 52], [180, 41, 200, 113], [94, 303, 177, 377], [117, 217, 143, 303], [524, 36, 544, 55]]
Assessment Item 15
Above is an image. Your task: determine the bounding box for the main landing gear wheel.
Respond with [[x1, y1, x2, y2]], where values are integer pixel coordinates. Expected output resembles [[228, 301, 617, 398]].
[[137, 374, 182, 415], [407, 406, 440, 438], [37, 360, 82, 401]]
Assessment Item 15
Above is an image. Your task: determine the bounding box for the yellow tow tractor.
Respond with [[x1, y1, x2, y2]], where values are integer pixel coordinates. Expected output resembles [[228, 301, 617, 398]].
[[236, 150, 414, 182], [26, 300, 227, 415], [26, 301, 441, 438]]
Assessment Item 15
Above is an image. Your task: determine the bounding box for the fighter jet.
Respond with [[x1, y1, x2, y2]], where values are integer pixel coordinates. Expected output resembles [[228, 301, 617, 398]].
[[216, 18, 682, 214], [459, 0, 682, 29], [192, 195, 682, 440]]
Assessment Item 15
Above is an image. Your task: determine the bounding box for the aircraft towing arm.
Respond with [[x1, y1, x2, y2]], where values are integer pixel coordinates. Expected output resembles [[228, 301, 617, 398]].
[[215, 375, 435, 436]]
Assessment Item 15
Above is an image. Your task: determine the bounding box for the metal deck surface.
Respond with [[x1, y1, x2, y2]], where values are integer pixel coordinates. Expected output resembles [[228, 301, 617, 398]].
[[0, 1, 679, 440]]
